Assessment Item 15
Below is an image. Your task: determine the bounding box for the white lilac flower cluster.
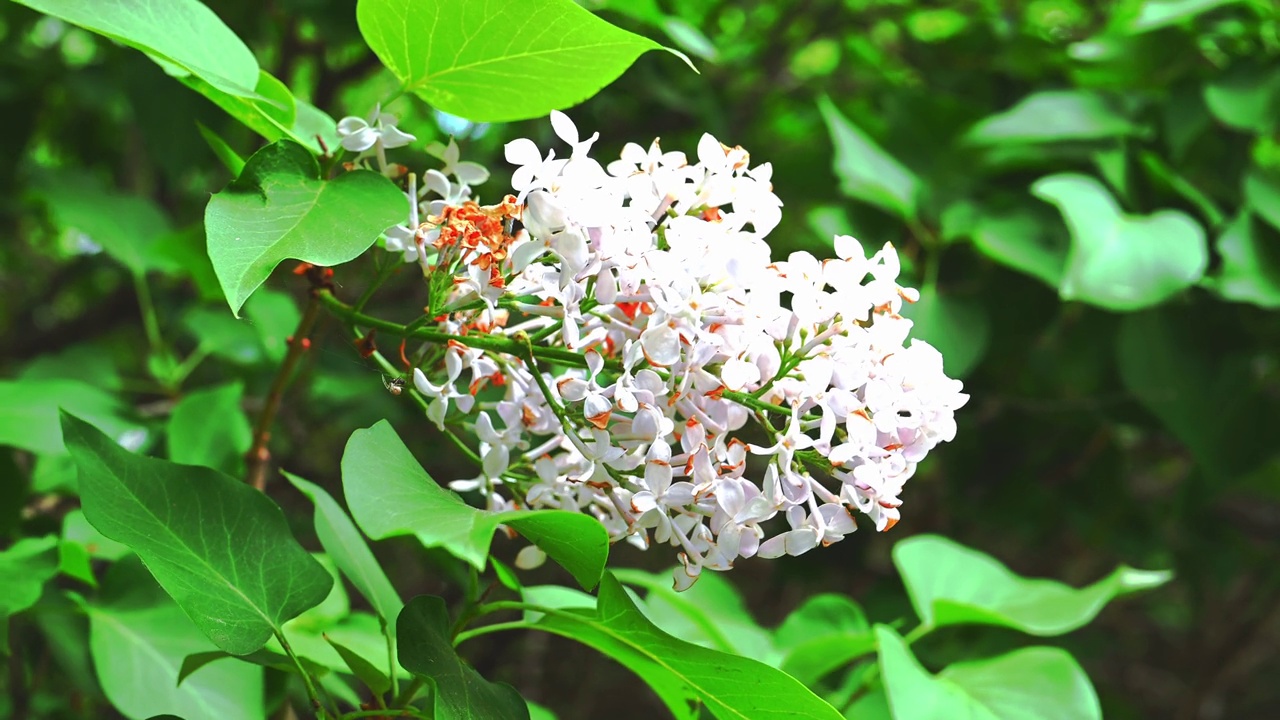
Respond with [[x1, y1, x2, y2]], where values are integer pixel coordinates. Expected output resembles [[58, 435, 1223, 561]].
[[354, 110, 968, 590]]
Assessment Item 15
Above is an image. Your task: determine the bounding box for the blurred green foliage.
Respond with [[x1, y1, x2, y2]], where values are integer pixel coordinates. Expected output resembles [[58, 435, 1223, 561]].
[[2, 0, 1279, 717]]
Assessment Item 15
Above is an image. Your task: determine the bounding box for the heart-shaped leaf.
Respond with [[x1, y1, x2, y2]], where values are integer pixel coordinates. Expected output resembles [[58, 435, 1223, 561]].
[[342, 420, 609, 590], [356, 0, 687, 122], [286, 472, 403, 635], [525, 574, 844, 720], [893, 534, 1170, 635], [398, 596, 529, 720], [1033, 173, 1208, 310], [818, 96, 919, 220], [877, 626, 1101, 720], [12, 0, 260, 97], [62, 412, 333, 655], [88, 557, 265, 720], [204, 140, 406, 315]]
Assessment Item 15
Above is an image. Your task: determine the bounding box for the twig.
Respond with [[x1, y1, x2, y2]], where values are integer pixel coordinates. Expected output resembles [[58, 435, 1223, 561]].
[[245, 292, 323, 490]]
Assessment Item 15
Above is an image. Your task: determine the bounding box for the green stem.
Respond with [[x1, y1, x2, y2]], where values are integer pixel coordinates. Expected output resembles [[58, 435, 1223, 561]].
[[133, 272, 164, 353], [355, 255, 403, 313], [453, 621, 531, 646], [275, 630, 332, 719], [392, 676, 426, 708], [341, 709, 431, 720], [170, 345, 211, 386]]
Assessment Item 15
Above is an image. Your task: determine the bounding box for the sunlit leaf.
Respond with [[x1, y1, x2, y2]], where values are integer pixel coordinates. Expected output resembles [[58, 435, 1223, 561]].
[[893, 534, 1170, 635], [342, 420, 609, 589], [204, 140, 406, 315], [1032, 173, 1208, 310], [356, 0, 687, 122], [818, 96, 919, 220], [613, 569, 776, 660], [63, 413, 333, 654]]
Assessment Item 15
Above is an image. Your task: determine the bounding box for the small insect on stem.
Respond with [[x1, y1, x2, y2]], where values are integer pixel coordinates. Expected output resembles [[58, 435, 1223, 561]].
[[382, 375, 406, 396]]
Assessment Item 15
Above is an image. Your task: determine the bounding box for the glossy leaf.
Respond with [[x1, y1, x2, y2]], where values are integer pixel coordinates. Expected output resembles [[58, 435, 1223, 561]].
[[524, 574, 843, 719], [901, 287, 990, 379], [819, 96, 919, 220], [88, 557, 264, 720], [285, 472, 403, 634], [877, 626, 1101, 720], [966, 91, 1141, 144], [0, 379, 141, 456], [342, 420, 609, 589], [613, 569, 776, 660], [12, 0, 259, 96], [0, 536, 60, 650], [893, 534, 1170, 635], [62, 412, 333, 655], [1209, 213, 1280, 308], [1033, 173, 1208, 310], [204, 140, 405, 315], [774, 594, 875, 686], [167, 382, 251, 475], [356, 0, 685, 122], [398, 595, 529, 720]]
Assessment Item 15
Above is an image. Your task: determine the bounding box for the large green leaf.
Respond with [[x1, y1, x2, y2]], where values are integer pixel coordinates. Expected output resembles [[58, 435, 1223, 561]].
[[818, 96, 919, 220], [356, 0, 684, 123], [167, 382, 251, 476], [1209, 213, 1280, 308], [0, 379, 141, 456], [11, 0, 259, 96], [204, 140, 406, 315], [342, 420, 609, 589], [774, 594, 875, 687], [0, 536, 60, 650], [398, 596, 530, 720], [285, 472, 403, 634], [900, 287, 990, 379], [62, 412, 333, 655], [1032, 173, 1208, 310], [613, 569, 776, 661], [182, 70, 334, 153], [893, 535, 1169, 635], [965, 91, 1142, 144], [1116, 307, 1276, 479], [876, 626, 1101, 720], [526, 574, 844, 720], [87, 557, 264, 720]]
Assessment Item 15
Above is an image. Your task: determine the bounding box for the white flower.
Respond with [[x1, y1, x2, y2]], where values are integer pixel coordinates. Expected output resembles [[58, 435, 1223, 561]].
[[337, 105, 415, 152]]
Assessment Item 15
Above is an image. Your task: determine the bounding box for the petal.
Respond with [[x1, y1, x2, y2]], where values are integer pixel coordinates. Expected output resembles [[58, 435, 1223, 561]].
[[454, 161, 490, 185], [549, 110, 579, 146], [379, 125, 416, 149], [515, 545, 547, 570], [504, 138, 543, 166], [639, 325, 682, 367]]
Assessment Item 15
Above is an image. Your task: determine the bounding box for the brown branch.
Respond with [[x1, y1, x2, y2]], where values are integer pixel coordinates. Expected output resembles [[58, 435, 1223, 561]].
[[245, 291, 323, 491]]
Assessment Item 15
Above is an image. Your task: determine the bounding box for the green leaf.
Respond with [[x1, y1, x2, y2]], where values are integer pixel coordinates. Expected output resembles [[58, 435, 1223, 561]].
[[1245, 169, 1280, 232], [87, 557, 265, 720], [0, 379, 141, 456], [1116, 306, 1276, 479], [285, 472, 403, 635], [876, 626, 1101, 720], [818, 96, 919, 220], [167, 383, 251, 475], [243, 288, 303, 362], [11, 0, 260, 97], [273, 610, 403, 679], [182, 70, 332, 153], [204, 140, 406, 315], [527, 574, 844, 720], [905, 8, 969, 43], [342, 420, 609, 589], [1203, 64, 1280, 133], [957, 205, 1067, 287], [1032, 173, 1208, 310], [326, 635, 391, 696], [398, 595, 530, 720], [0, 536, 60, 650], [356, 0, 687, 123], [893, 534, 1170, 635], [774, 595, 875, 686], [62, 412, 333, 655], [612, 569, 776, 661], [62, 509, 130, 561], [900, 286, 990, 379], [965, 91, 1142, 144], [183, 308, 264, 365], [31, 172, 176, 276], [1208, 213, 1280, 308], [1126, 0, 1241, 33], [196, 121, 246, 176]]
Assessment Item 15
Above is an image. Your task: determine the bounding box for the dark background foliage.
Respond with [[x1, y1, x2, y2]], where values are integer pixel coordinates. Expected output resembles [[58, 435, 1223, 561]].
[[3, 0, 1279, 718]]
